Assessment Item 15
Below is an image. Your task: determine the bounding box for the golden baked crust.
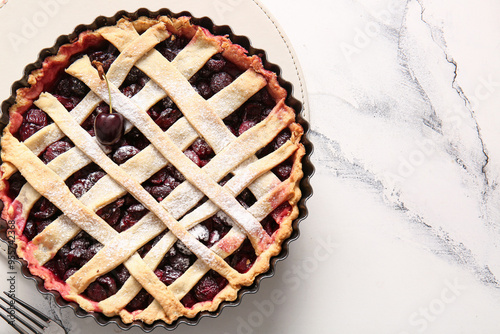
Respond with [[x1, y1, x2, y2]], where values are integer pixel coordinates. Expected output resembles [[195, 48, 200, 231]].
[[0, 16, 304, 325]]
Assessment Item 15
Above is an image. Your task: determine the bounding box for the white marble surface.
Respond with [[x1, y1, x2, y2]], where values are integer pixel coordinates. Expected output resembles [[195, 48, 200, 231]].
[[1, 0, 500, 333]]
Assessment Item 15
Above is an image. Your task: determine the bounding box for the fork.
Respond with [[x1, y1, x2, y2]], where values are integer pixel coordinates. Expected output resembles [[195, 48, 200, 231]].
[[0, 292, 66, 334]]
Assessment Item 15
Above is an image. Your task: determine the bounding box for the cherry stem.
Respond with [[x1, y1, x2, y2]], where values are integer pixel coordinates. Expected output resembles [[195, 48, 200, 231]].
[[103, 74, 114, 114], [92, 60, 114, 114]]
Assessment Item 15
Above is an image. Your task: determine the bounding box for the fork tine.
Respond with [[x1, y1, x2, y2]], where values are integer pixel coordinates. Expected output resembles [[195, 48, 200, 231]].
[[3, 292, 50, 323], [0, 304, 42, 334], [0, 309, 29, 334], [0, 296, 46, 329]]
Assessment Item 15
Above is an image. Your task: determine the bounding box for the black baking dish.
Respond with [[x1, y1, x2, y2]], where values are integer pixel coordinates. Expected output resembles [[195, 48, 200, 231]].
[[0, 7, 314, 331]]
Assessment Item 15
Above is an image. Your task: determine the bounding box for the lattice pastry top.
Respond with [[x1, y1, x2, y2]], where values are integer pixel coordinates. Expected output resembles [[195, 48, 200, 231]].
[[0, 16, 304, 324]]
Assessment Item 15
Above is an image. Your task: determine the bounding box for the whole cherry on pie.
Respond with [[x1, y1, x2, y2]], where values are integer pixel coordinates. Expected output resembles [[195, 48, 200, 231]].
[[0, 15, 306, 325], [94, 112, 124, 145]]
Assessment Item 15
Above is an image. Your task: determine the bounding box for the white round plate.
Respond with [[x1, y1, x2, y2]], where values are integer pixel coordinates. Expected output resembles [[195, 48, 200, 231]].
[[0, 1, 309, 332]]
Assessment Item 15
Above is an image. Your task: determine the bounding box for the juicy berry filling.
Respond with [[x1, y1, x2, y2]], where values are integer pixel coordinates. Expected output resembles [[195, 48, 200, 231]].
[[42, 140, 74, 164], [16, 108, 52, 142], [65, 163, 105, 199], [44, 231, 126, 303], [6, 172, 27, 199], [13, 38, 294, 310], [182, 270, 228, 307], [143, 164, 185, 202], [44, 231, 102, 282], [226, 239, 257, 274], [23, 197, 61, 241]]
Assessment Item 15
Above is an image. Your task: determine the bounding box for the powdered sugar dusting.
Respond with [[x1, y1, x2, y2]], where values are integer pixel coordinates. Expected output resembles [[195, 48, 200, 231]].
[[189, 224, 209, 242]]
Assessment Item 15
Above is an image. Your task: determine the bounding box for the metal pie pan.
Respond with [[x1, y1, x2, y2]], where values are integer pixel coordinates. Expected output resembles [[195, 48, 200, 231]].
[[0, 7, 314, 331]]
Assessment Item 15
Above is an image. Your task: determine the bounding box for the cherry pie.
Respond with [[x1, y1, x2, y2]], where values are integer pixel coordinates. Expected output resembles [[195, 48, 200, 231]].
[[0, 15, 305, 324]]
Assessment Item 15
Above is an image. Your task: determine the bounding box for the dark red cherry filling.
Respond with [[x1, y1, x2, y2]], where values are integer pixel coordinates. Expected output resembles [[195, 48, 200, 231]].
[[16, 108, 51, 142], [146, 96, 183, 132], [6, 172, 26, 199], [43, 230, 133, 303], [44, 231, 102, 281], [96, 194, 149, 233], [180, 271, 229, 308], [63, 163, 105, 199], [273, 157, 293, 181], [142, 164, 185, 202], [156, 35, 190, 62], [189, 53, 243, 101], [23, 197, 61, 241], [223, 92, 275, 137], [126, 288, 153, 312], [88, 44, 118, 72], [41, 139, 74, 164], [226, 239, 257, 274], [55, 73, 90, 98], [13, 38, 295, 311]]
